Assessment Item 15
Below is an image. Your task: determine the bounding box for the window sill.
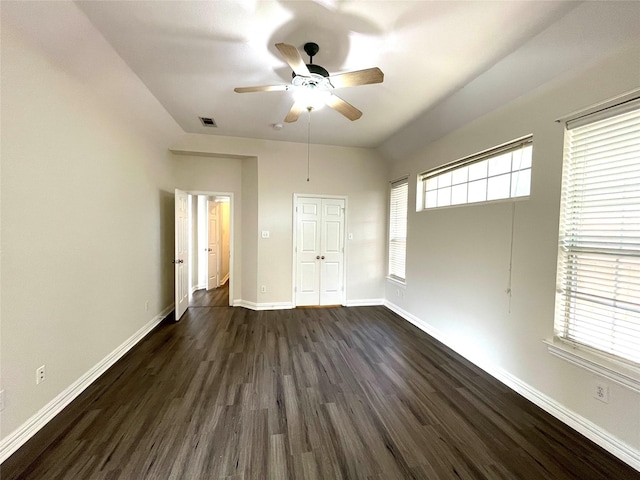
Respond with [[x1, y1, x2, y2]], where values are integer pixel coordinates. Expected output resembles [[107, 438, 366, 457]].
[[544, 338, 640, 394], [418, 195, 530, 213], [386, 276, 406, 288]]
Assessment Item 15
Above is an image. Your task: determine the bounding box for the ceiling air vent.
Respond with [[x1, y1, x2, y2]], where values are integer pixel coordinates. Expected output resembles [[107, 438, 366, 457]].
[[199, 116, 217, 127]]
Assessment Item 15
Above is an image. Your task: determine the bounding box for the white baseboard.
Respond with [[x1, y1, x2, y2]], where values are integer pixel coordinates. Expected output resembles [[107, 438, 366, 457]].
[[191, 284, 205, 294], [232, 300, 294, 311], [233, 299, 383, 309], [220, 273, 229, 285], [344, 298, 384, 307], [383, 300, 640, 472], [0, 304, 173, 465]]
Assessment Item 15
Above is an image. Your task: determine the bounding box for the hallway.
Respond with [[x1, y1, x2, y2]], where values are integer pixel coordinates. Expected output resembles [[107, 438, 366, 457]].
[[189, 281, 229, 308]]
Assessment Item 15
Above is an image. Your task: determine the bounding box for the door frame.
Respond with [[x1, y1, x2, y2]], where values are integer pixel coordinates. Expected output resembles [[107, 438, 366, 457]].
[[187, 190, 235, 306], [291, 193, 348, 306]]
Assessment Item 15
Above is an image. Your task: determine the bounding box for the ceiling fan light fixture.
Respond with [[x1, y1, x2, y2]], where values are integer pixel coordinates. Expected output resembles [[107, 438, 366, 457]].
[[234, 42, 383, 122], [293, 86, 331, 111]]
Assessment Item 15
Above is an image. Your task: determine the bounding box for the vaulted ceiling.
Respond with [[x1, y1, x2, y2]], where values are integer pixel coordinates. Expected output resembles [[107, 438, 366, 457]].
[[28, 1, 640, 159]]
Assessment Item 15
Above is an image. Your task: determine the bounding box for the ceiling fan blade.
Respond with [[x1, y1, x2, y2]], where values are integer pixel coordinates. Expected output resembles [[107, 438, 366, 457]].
[[327, 94, 362, 121], [275, 43, 311, 77], [284, 101, 307, 123], [234, 85, 289, 93], [329, 67, 384, 88]]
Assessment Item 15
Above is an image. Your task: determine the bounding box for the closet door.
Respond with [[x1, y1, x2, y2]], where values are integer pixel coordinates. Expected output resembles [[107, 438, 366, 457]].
[[319, 198, 345, 305], [295, 196, 345, 306]]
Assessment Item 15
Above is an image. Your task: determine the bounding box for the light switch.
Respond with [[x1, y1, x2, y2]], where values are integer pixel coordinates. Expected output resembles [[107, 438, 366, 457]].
[[348, 233, 354, 240], [261, 230, 270, 238]]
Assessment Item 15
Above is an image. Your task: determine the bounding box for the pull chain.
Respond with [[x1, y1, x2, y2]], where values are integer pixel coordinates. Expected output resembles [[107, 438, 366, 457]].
[[507, 202, 516, 312], [306, 106, 312, 182]]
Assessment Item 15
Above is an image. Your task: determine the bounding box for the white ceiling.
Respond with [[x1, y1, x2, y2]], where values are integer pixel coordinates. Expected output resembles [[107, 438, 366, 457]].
[[3, 0, 622, 160], [74, 0, 582, 150]]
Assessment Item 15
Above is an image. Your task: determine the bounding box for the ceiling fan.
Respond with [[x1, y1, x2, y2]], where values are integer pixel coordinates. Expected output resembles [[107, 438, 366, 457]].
[[234, 42, 384, 122]]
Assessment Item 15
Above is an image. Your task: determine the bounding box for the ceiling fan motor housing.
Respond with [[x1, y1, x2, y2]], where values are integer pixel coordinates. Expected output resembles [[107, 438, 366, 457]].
[[303, 42, 320, 58], [291, 42, 329, 79], [292, 63, 329, 79]]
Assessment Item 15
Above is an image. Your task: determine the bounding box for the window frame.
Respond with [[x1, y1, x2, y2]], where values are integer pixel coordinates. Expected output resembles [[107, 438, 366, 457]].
[[419, 135, 533, 210], [553, 98, 640, 371]]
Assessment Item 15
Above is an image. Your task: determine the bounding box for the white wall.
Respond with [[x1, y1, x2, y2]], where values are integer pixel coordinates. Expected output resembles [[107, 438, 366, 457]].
[[170, 134, 389, 307], [385, 42, 640, 461], [241, 157, 260, 304], [257, 143, 388, 305], [1, 2, 182, 442]]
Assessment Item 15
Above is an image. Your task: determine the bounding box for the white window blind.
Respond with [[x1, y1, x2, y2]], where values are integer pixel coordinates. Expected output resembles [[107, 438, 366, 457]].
[[420, 136, 532, 209], [555, 101, 640, 365], [389, 178, 408, 281]]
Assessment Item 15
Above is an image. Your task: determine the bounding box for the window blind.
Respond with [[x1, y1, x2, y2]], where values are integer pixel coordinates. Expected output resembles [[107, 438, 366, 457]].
[[555, 102, 640, 365], [419, 136, 532, 209], [420, 136, 532, 181], [389, 178, 408, 281]]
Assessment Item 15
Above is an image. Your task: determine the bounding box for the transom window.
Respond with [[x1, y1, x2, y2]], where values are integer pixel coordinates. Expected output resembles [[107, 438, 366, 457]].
[[420, 136, 532, 209]]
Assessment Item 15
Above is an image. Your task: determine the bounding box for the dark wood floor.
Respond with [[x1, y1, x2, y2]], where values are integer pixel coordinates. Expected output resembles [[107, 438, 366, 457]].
[[3, 306, 638, 479], [190, 281, 229, 307]]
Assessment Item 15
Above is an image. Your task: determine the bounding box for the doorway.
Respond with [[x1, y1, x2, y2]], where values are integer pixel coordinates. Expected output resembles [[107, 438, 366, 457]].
[[293, 195, 347, 306], [174, 190, 233, 320], [190, 194, 231, 307]]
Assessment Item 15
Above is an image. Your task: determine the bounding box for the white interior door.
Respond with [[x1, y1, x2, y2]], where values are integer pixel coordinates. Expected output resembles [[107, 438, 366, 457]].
[[320, 199, 345, 305], [296, 198, 322, 306], [207, 200, 219, 290], [174, 189, 189, 321], [295, 196, 345, 306]]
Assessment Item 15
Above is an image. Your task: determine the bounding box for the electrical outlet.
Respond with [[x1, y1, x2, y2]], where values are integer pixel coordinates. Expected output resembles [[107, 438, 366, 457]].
[[261, 285, 267, 293], [0, 389, 5, 411], [594, 382, 609, 403], [36, 365, 46, 385], [145, 301, 149, 312]]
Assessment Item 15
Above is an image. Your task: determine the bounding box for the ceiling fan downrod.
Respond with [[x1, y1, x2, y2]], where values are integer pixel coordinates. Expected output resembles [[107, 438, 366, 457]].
[[303, 42, 319, 64], [296, 42, 329, 79]]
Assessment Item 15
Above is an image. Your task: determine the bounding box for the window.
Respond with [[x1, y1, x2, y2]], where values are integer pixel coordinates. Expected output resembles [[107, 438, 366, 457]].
[[555, 101, 640, 365], [389, 177, 408, 282], [420, 136, 532, 209]]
